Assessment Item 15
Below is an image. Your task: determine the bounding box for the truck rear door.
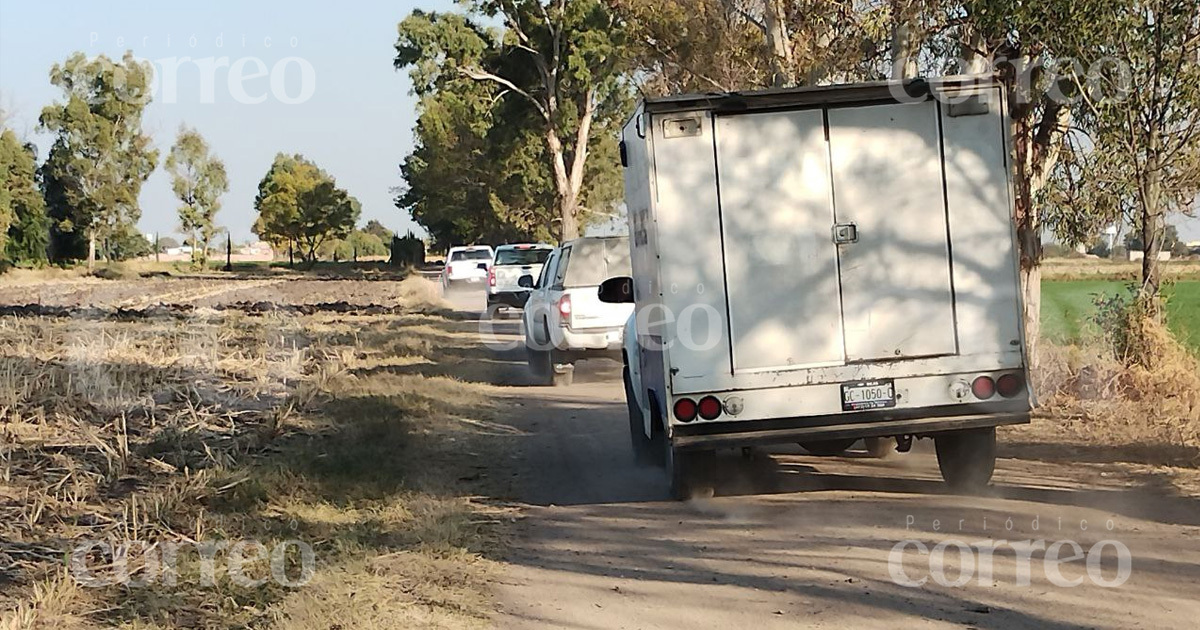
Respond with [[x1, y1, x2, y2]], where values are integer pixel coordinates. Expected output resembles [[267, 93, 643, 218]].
[[715, 110, 846, 372], [827, 103, 957, 361], [714, 99, 957, 373]]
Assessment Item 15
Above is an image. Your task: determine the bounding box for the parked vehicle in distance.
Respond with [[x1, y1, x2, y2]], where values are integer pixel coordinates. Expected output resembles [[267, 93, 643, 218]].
[[522, 236, 634, 386], [442, 245, 495, 289], [608, 77, 1032, 499], [486, 244, 554, 318]]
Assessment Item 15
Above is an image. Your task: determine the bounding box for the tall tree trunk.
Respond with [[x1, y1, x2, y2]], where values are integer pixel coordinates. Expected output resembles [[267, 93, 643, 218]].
[[764, 0, 793, 87], [1139, 152, 1164, 314], [1003, 72, 1070, 370], [87, 230, 96, 271], [545, 126, 581, 242], [890, 1, 919, 80], [1013, 128, 1043, 366]]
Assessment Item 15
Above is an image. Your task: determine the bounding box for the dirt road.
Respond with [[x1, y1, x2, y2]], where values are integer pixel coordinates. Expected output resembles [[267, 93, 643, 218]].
[[441, 286, 1200, 630]]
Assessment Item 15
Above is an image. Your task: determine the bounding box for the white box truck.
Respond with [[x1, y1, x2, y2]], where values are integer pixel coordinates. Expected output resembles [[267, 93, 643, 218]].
[[601, 77, 1032, 498]]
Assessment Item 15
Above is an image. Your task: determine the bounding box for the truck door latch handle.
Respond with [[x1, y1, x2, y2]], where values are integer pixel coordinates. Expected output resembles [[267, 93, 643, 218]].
[[833, 223, 858, 244]]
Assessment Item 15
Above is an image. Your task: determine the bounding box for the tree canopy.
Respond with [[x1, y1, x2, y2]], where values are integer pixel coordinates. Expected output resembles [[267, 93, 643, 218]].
[[0, 128, 48, 264], [395, 1, 632, 246], [165, 126, 228, 268], [39, 51, 158, 266], [253, 154, 360, 262]]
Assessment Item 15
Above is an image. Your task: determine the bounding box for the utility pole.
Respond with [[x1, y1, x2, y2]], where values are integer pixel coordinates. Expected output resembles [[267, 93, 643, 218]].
[[224, 234, 233, 272], [154, 232, 160, 263]]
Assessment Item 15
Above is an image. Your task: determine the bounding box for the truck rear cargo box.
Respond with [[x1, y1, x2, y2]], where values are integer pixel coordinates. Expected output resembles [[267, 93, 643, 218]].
[[614, 77, 1032, 497]]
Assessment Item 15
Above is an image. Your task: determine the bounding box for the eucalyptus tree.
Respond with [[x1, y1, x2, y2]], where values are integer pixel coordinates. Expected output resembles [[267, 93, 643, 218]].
[[39, 52, 158, 267], [396, 1, 632, 242], [0, 128, 49, 263], [165, 126, 228, 268]]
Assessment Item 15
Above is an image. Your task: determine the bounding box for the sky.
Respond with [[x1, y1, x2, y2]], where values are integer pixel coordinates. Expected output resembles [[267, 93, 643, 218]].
[[0, 0, 458, 243], [1, 1, 1198, 245]]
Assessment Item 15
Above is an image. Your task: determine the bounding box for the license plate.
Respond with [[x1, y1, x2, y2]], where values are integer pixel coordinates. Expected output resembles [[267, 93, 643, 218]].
[[841, 379, 896, 411]]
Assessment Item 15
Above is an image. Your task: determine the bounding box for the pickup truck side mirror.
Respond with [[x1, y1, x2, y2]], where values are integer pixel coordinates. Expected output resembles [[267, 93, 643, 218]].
[[517, 275, 535, 289], [598, 276, 634, 304]]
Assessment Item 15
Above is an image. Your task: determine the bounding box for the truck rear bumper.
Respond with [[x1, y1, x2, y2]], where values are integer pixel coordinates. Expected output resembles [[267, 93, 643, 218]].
[[487, 290, 531, 308], [671, 407, 1029, 449]]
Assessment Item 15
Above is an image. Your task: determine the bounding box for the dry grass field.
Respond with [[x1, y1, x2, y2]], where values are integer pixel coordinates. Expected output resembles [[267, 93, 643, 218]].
[[0, 272, 518, 629], [2, 264, 1198, 629]]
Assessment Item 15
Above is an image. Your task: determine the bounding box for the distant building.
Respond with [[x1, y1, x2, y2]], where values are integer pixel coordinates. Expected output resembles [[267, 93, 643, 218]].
[[1128, 250, 1172, 262], [237, 241, 274, 257]]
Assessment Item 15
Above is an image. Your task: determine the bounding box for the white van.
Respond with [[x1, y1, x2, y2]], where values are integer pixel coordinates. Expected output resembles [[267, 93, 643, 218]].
[[603, 77, 1032, 498]]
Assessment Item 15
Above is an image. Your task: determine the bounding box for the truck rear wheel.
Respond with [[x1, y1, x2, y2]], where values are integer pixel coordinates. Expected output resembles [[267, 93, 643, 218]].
[[624, 366, 654, 466], [800, 438, 857, 456], [935, 428, 996, 492], [528, 347, 572, 386], [667, 446, 715, 500]]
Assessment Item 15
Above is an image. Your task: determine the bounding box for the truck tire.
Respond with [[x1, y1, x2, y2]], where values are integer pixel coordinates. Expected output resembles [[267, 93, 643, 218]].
[[935, 428, 996, 492], [799, 438, 857, 456], [667, 446, 715, 500], [624, 366, 654, 466]]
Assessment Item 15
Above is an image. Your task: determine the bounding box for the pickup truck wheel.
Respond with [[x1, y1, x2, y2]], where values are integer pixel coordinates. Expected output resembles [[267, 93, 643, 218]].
[[667, 447, 715, 500], [799, 438, 857, 456], [624, 366, 654, 466], [935, 428, 996, 492]]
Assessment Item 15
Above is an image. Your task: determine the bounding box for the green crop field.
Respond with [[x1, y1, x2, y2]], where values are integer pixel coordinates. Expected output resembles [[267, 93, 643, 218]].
[[1041, 279, 1200, 355]]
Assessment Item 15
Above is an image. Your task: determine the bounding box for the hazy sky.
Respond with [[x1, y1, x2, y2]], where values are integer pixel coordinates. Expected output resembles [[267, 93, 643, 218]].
[[1, 1, 1197, 244], [0, 0, 458, 242]]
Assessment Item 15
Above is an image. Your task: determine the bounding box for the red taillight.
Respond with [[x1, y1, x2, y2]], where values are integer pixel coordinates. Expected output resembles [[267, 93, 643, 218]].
[[697, 396, 722, 420], [488, 267, 496, 287], [972, 376, 996, 400], [997, 373, 1024, 398], [557, 294, 572, 319], [673, 398, 697, 422]]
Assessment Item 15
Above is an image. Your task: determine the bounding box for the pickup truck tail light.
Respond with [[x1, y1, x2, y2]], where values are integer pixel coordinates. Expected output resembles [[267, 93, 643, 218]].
[[673, 398, 697, 422], [557, 294, 572, 320], [488, 267, 496, 287], [697, 396, 722, 420], [971, 376, 996, 400], [997, 373, 1024, 398]]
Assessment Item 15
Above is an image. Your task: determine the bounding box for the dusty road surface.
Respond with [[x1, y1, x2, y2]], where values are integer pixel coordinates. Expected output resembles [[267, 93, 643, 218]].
[[439, 286, 1200, 630]]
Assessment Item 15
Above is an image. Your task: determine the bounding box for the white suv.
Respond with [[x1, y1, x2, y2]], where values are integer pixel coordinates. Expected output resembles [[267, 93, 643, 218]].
[[521, 236, 634, 386]]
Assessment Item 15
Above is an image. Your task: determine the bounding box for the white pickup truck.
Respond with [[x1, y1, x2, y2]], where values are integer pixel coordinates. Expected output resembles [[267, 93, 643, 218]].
[[442, 245, 494, 289], [486, 243, 553, 318], [522, 236, 634, 386], [605, 77, 1032, 498]]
